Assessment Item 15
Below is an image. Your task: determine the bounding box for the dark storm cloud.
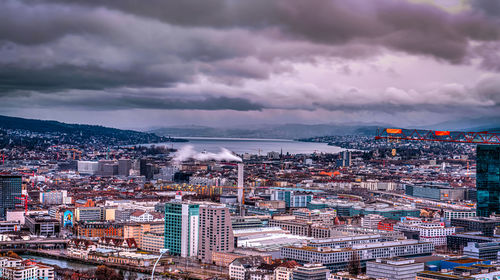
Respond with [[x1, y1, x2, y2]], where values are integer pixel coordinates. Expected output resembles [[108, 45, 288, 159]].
[[32, 0, 500, 62], [0, 0, 500, 115], [471, 0, 500, 17]]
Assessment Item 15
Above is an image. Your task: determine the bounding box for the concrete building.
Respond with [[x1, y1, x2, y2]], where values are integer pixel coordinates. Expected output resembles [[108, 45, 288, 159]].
[[141, 232, 165, 253], [118, 159, 132, 177], [274, 261, 300, 280], [39, 190, 70, 205], [463, 242, 500, 261], [451, 216, 500, 237], [77, 161, 99, 175], [443, 210, 476, 221], [292, 263, 330, 280], [25, 215, 60, 237], [229, 256, 265, 280], [164, 202, 199, 257], [361, 214, 385, 230], [281, 239, 434, 272], [75, 207, 104, 222], [271, 189, 313, 208], [366, 258, 424, 280], [198, 203, 234, 263]]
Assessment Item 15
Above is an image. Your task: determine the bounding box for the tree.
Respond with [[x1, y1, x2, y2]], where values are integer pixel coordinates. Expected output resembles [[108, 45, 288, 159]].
[[95, 265, 123, 280], [348, 251, 360, 276]]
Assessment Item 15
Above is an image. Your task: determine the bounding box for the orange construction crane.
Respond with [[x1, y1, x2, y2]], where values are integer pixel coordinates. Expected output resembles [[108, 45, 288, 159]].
[[375, 128, 500, 145], [62, 149, 82, 160]]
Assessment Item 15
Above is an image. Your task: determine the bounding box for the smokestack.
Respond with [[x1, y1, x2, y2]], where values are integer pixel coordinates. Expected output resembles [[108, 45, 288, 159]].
[[237, 163, 244, 204]]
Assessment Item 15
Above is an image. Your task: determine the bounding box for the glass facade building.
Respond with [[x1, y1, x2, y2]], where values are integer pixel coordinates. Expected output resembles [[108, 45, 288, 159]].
[[164, 202, 199, 257], [0, 175, 22, 219], [476, 145, 500, 217]]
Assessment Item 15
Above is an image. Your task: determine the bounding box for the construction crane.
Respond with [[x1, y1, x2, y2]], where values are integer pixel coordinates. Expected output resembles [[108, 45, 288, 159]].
[[62, 148, 82, 160], [375, 128, 500, 145], [15, 195, 29, 214]]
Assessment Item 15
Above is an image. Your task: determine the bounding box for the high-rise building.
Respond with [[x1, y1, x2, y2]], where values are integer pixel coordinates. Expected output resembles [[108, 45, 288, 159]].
[[198, 203, 234, 263], [164, 202, 199, 257], [0, 175, 22, 219], [476, 145, 500, 217]]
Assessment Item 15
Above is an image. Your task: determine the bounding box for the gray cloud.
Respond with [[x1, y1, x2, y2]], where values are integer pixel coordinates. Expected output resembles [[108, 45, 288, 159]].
[[0, 0, 499, 121]]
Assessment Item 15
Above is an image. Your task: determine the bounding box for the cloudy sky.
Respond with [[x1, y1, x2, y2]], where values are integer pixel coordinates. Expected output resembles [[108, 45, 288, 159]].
[[1, 0, 500, 129]]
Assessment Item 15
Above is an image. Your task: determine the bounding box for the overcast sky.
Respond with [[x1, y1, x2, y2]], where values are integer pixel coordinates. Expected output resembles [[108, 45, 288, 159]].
[[1, 0, 499, 129]]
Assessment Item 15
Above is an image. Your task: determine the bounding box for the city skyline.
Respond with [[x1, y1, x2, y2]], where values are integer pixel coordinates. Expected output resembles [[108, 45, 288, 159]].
[[1, 0, 500, 130]]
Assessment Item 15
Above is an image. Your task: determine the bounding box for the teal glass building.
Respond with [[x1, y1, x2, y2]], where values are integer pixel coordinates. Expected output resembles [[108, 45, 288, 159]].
[[164, 202, 199, 257], [476, 145, 500, 217]]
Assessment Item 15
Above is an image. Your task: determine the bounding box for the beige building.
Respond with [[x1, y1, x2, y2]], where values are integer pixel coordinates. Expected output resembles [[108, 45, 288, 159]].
[[123, 221, 163, 249], [198, 203, 234, 263]]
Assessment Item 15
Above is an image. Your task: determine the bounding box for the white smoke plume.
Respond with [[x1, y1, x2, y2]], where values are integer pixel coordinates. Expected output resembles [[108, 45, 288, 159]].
[[173, 145, 242, 162]]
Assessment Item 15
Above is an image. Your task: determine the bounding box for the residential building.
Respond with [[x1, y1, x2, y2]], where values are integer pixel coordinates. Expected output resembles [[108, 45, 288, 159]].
[[476, 145, 500, 217], [274, 260, 300, 280], [229, 256, 265, 280], [76, 221, 123, 238], [366, 258, 424, 280], [198, 203, 234, 263]]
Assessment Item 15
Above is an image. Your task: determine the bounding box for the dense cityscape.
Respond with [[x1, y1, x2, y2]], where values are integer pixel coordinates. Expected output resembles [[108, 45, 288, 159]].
[[2, 0, 500, 279], [0, 122, 498, 280]]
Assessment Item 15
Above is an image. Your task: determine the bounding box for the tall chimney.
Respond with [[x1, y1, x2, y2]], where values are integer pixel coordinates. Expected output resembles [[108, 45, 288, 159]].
[[237, 163, 244, 204]]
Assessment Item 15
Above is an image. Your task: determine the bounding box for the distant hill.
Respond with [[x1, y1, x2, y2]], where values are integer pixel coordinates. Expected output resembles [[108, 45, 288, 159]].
[[0, 115, 181, 148], [150, 124, 382, 139]]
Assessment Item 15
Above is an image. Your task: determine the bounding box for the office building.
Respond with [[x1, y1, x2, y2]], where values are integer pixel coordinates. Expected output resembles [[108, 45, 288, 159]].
[[118, 159, 132, 177], [0, 176, 22, 219], [405, 183, 465, 201], [463, 242, 500, 261], [198, 203, 234, 263], [39, 190, 70, 205], [450, 216, 500, 237], [476, 145, 500, 217], [77, 161, 99, 175], [416, 264, 500, 280], [25, 215, 60, 237], [443, 209, 476, 221], [281, 239, 434, 272], [447, 232, 500, 251], [164, 202, 199, 257], [75, 207, 104, 222], [366, 258, 424, 280], [271, 189, 313, 208], [361, 214, 385, 230], [336, 151, 351, 168], [292, 263, 330, 280]]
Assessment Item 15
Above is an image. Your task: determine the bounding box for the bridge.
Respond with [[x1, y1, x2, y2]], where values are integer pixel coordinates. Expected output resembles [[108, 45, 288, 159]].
[[0, 239, 68, 252]]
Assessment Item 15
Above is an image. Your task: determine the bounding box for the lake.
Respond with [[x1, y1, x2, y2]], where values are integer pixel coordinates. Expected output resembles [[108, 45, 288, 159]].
[[153, 137, 343, 155]]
